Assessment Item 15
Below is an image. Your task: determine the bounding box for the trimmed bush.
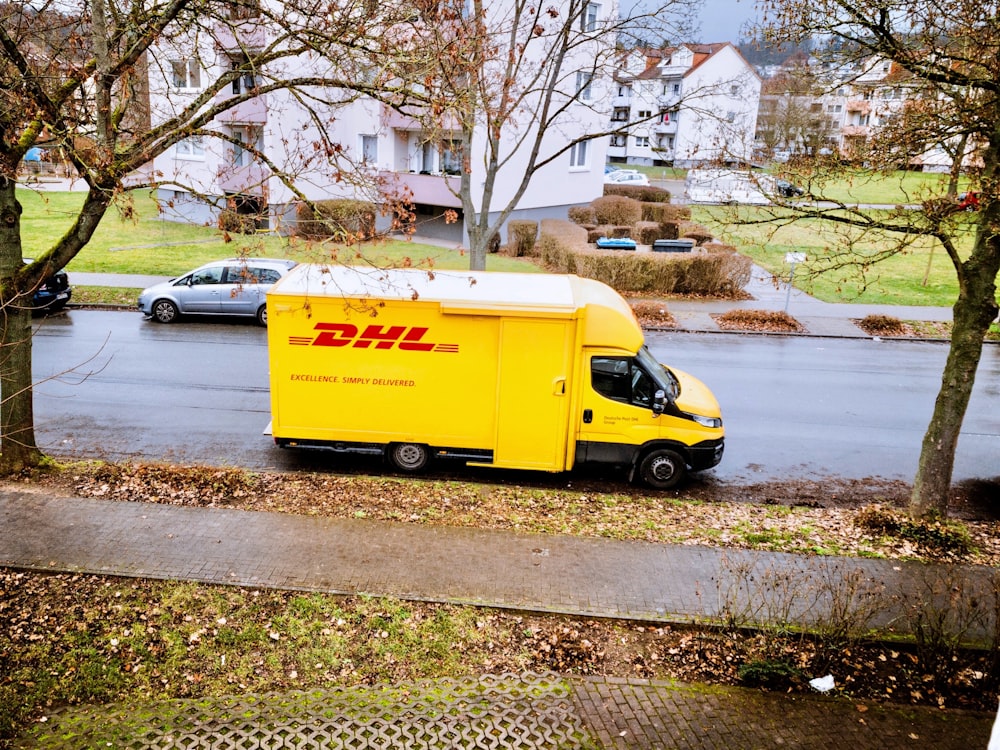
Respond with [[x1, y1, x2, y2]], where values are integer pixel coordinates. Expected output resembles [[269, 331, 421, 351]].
[[634, 221, 664, 245], [296, 199, 376, 241], [218, 209, 257, 234], [544, 245, 752, 296], [702, 242, 739, 254], [507, 220, 539, 257], [568, 205, 596, 225], [592, 195, 642, 225], [588, 225, 615, 243], [679, 221, 714, 245], [641, 203, 691, 222], [603, 184, 671, 203], [538, 219, 589, 271]]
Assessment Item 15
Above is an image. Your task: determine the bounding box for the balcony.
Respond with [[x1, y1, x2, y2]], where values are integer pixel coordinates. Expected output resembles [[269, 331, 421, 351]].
[[214, 94, 268, 124], [217, 162, 269, 195], [846, 100, 870, 113], [653, 120, 677, 134], [841, 125, 869, 137], [379, 170, 462, 208], [382, 105, 460, 133]]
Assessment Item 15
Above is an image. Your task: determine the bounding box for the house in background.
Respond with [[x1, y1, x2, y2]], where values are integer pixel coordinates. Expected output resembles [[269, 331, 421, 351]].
[[146, 0, 610, 246], [609, 43, 761, 168]]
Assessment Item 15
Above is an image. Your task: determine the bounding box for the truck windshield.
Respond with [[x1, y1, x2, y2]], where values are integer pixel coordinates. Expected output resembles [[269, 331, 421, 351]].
[[637, 346, 679, 400]]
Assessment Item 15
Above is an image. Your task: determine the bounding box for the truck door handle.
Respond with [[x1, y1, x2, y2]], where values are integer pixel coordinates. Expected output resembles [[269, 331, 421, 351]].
[[553, 378, 566, 395], [583, 409, 592, 424]]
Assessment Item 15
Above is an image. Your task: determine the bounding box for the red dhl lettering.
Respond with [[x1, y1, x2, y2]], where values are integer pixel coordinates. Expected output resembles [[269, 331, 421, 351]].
[[290, 323, 458, 352]]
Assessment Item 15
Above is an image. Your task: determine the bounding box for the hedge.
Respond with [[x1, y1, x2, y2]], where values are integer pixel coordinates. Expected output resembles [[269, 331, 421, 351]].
[[296, 199, 377, 240]]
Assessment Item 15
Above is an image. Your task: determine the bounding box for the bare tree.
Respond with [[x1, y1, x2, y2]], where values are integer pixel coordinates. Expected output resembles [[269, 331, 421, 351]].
[[752, 0, 999, 518], [388, 0, 705, 270], [0, 0, 429, 471]]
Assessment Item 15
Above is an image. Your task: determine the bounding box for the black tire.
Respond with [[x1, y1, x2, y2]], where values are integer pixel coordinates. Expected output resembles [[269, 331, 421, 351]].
[[388, 443, 430, 472], [256, 304, 268, 327], [152, 299, 179, 323], [638, 448, 686, 490]]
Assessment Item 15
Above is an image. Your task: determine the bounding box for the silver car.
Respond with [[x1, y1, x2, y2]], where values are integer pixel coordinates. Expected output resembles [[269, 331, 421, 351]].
[[137, 258, 297, 326]]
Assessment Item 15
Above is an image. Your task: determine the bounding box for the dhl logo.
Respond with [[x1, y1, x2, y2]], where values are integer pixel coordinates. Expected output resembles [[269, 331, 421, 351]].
[[289, 323, 459, 352]]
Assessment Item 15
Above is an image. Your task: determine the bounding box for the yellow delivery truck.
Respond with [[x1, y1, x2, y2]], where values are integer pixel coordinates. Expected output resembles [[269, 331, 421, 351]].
[[266, 265, 723, 489]]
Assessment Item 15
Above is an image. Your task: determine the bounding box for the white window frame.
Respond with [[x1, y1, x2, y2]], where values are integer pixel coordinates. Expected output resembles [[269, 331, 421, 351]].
[[580, 2, 600, 32], [176, 135, 205, 160], [171, 59, 201, 90], [576, 71, 593, 101], [569, 140, 589, 169], [635, 136, 650, 148], [360, 134, 378, 164]]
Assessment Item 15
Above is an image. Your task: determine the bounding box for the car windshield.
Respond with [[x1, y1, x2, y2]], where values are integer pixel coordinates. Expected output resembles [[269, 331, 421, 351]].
[[636, 345, 679, 400]]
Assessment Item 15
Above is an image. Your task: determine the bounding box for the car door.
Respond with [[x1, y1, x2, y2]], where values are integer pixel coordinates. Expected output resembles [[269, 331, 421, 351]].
[[176, 266, 224, 313], [219, 264, 279, 316]]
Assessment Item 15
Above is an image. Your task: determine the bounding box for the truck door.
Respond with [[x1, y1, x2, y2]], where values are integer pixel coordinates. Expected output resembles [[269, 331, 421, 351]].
[[577, 354, 663, 462], [493, 319, 571, 470]]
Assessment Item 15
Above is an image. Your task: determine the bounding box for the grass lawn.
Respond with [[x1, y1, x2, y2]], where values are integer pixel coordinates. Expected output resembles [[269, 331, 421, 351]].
[[782, 168, 973, 206], [693, 204, 981, 307], [17, 189, 541, 277]]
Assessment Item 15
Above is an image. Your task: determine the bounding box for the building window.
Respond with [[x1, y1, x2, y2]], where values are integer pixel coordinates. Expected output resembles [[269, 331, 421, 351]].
[[726, 111, 736, 123], [637, 110, 651, 119], [441, 139, 462, 175], [576, 72, 593, 101], [569, 140, 589, 168], [230, 126, 262, 167], [171, 60, 201, 90], [610, 135, 626, 147], [361, 135, 378, 164], [635, 136, 650, 148], [730, 84, 739, 95], [229, 56, 261, 95], [580, 2, 600, 32], [176, 135, 205, 159]]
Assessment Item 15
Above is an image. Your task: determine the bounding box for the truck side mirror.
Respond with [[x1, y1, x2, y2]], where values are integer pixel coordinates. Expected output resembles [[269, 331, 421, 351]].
[[652, 389, 667, 415]]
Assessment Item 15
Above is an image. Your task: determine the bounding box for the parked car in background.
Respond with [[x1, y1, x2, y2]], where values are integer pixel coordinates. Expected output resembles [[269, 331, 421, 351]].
[[775, 179, 805, 198], [605, 170, 650, 187], [24, 259, 72, 314], [957, 191, 980, 211], [138, 258, 298, 326]]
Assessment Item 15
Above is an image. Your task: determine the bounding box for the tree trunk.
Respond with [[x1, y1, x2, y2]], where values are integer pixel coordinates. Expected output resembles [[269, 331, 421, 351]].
[[0, 179, 42, 473], [910, 229, 1000, 518]]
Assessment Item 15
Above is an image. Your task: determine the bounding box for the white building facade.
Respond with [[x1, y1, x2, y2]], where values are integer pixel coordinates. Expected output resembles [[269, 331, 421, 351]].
[[146, 0, 612, 244], [609, 43, 761, 168]]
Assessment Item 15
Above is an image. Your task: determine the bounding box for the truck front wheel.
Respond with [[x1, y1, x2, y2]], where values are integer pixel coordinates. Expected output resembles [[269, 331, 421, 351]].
[[638, 448, 686, 490], [388, 443, 430, 472]]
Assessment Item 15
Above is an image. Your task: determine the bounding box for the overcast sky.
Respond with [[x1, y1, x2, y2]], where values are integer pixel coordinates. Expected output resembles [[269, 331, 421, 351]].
[[694, 0, 760, 43]]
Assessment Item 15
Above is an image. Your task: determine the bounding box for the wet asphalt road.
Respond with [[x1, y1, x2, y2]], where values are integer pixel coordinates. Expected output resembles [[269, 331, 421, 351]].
[[29, 309, 1000, 485]]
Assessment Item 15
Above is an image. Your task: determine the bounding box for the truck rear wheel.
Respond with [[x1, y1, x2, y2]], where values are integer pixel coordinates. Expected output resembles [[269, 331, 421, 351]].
[[388, 443, 430, 472], [638, 448, 686, 490]]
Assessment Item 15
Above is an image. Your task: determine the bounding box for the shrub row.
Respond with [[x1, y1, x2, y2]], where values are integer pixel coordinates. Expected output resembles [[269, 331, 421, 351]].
[[538, 219, 751, 295], [602, 184, 671, 203], [295, 199, 377, 241]]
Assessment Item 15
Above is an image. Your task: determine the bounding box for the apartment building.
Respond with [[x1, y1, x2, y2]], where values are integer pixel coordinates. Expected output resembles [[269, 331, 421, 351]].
[[609, 43, 761, 168], [147, 0, 611, 244]]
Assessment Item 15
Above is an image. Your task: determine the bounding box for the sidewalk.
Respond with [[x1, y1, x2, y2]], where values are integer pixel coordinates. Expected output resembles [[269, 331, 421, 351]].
[[2, 488, 995, 748]]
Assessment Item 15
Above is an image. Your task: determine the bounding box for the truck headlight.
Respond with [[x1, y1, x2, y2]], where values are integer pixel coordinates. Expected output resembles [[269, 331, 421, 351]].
[[685, 412, 722, 429]]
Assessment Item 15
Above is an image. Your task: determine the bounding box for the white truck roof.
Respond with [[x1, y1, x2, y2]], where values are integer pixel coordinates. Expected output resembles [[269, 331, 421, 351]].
[[270, 265, 579, 310]]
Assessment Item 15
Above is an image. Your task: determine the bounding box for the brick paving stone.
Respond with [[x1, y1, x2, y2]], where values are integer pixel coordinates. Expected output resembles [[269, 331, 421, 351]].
[[1, 487, 997, 749]]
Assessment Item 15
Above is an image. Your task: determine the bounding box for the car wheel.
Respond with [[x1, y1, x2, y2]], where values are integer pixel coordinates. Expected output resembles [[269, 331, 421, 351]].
[[638, 448, 686, 490], [152, 299, 179, 323], [388, 443, 430, 472], [256, 304, 268, 327]]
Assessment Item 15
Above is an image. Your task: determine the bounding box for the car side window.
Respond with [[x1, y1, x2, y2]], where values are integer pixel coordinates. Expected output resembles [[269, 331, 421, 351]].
[[592, 356, 653, 407], [592, 357, 632, 403], [191, 267, 224, 285], [256, 268, 282, 284]]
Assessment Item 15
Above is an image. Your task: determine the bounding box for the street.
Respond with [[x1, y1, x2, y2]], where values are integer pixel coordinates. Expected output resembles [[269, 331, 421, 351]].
[[29, 309, 1000, 485]]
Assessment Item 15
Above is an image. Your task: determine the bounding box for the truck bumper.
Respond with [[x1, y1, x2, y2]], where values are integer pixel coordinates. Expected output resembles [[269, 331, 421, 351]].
[[688, 439, 725, 471]]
